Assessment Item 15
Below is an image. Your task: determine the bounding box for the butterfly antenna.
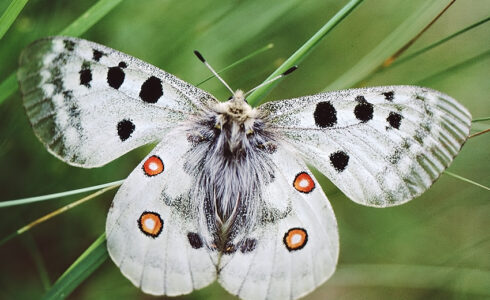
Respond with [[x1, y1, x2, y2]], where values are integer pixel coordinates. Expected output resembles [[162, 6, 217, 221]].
[[244, 66, 298, 97], [194, 50, 234, 94]]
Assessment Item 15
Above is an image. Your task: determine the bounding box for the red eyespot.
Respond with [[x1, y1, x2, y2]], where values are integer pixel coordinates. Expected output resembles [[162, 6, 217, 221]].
[[143, 155, 164, 176], [283, 228, 308, 251], [293, 172, 315, 193], [138, 211, 163, 238]]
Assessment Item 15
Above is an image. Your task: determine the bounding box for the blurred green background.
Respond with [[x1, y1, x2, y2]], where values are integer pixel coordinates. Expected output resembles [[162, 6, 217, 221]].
[[0, 0, 489, 299]]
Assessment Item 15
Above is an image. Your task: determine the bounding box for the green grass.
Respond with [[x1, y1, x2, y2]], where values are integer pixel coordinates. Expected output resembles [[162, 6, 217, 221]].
[[246, 0, 364, 106], [0, 0, 29, 41], [0, 0, 488, 299]]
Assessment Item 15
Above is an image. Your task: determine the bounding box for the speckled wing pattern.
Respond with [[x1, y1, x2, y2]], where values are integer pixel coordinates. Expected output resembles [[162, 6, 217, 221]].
[[218, 144, 338, 300], [17, 36, 216, 167], [260, 86, 471, 207], [106, 130, 217, 296]]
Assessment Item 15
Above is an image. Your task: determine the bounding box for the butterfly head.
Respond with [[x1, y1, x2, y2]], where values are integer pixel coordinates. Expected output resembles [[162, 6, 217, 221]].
[[215, 89, 257, 124]]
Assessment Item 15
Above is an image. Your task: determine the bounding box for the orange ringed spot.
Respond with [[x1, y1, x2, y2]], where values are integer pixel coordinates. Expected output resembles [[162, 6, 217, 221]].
[[138, 211, 163, 238], [143, 155, 164, 176], [293, 172, 315, 193], [283, 227, 308, 251]]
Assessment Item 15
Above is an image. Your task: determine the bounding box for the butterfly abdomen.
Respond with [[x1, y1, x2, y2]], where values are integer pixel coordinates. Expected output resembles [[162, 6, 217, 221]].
[[184, 99, 279, 252]]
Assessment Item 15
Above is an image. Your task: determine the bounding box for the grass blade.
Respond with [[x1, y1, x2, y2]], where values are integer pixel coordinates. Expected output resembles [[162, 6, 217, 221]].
[[472, 117, 490, 123], [380, 0, 456, 68], [415, 49, 490, 85], [0, 184, 119, 246], [468, 129, 490, 139], [246, 0, 365, 106], [0, 72, 17, 105], [42, 233, 108, 300], [0, 179, 124, 208], [196, 43, 274, 87], [324, 0, 450, 91], [0, 0, 29, 40], [0, 0, 123, 106], [21, 233, 51, 291], [59, 0, 123, 36], [390, 16, 490, 68], [444, 171, 490, 191]]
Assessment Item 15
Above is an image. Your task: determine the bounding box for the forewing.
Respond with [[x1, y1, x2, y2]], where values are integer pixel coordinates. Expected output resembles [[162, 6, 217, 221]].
[[106, 130, 217, 296], [260, 86, 471, 207], [18, 36, 216, 167], [218, 144, 339, 300]]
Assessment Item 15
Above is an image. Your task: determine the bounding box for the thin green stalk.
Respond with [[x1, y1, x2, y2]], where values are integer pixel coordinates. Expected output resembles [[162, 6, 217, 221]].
[[21, 233, 51, 291], [0, 179, 124, 208], [472, 117, 490, 123], [59, 0, 123, 36], [0, 184, 120, 246], [391, 16, 490, 68], [415, 49, 490, 85], [0, 0, 123, 105], [325, 0, 450, 91], [444, 171, 490, 191], [196, 43, 274, 87], [379, 0, 456, 68], [0, 0, 29, 40], [0, 73, 17, 105], [247, 0, 365, 106], [42, 233, 108, 300]]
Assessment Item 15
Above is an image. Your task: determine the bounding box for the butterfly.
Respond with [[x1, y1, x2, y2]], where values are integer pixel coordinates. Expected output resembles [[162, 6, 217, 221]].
[[17, 36, 471, 299]]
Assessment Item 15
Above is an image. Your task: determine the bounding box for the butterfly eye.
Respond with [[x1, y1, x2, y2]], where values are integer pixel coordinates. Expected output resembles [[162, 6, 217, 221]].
[[227, 96, 233, 101]]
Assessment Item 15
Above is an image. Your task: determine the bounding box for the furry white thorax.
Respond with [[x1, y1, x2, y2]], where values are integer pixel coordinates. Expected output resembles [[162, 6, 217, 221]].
[[184, 90, 276, 249]]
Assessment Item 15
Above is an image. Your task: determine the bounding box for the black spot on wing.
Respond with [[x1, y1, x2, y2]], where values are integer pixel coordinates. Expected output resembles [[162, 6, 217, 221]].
[[354, 96, 374, 122], [63, 40, 75, 51], [187, 232, 203, 249], [118, 61, 127, 68], [62, 90, 73, 100], [117, 119, 135, 141], [139, 76, 163, 103], [51, 77, 64, 94], [387, 112, 403, 129], [92, 49, 105, 61], [240, 238, 257, 253], [79, 61, 92, 88], [313, 101, 337, 128], [330, 151, 349, 172], [107, 66, 125, 89], [383, 91, 394, 101]]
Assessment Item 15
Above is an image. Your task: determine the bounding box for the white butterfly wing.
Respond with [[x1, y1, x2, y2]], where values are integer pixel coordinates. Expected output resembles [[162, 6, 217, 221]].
[[18, 36, 216, 167], [260, 86, 471, 207], [106, 130, 217, 296], [218, 143, 339, 300]]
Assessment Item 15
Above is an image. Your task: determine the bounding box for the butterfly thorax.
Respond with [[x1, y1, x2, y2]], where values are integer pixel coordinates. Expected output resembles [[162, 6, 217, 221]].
[[184, 90, 277, 250]]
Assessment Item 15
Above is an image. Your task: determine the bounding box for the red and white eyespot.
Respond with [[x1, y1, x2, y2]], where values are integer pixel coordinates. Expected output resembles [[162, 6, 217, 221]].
[[293, 172, 315, 193], [143, 155, 164, 176], [283, 227, 308, 251], [138, 211, 163, 238]]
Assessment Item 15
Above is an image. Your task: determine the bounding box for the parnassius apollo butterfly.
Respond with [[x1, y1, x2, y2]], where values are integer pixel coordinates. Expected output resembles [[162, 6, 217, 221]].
[[18, 37, 471, 300]]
